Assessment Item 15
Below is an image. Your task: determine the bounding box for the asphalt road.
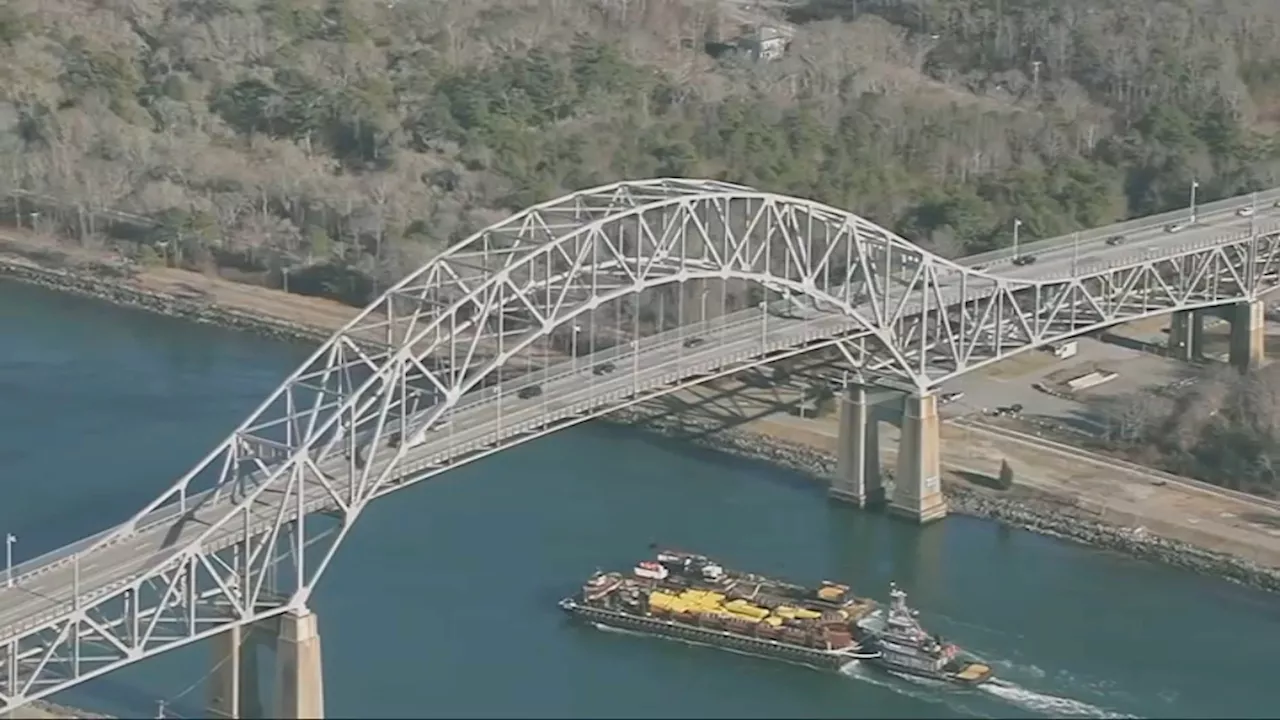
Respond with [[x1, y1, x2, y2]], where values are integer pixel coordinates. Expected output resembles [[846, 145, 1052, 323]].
[[3, 186, 1279, 705]]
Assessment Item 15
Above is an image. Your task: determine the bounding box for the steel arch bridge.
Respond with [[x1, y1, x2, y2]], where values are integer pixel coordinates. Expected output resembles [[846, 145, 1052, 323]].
[[3, 178, 1280, 714]]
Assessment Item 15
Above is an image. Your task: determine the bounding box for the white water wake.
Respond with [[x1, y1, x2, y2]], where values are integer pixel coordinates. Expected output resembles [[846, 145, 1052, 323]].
[[838, 661, 986, 717], [978, 678, 1139, 719], [591, 622, 1138, 719]]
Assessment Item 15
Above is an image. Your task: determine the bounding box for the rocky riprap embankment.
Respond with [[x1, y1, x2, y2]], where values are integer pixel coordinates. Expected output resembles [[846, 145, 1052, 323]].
[[0, 257, 331, 345], [609, 405, 1280, 593]]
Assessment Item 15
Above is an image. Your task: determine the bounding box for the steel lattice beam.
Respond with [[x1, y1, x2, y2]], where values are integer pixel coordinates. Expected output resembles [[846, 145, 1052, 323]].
[[3, 178, 1279, 713]]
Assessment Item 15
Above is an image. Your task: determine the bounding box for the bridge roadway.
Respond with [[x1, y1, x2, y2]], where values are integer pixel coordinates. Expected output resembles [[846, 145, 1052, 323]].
[[2, 188, 1279, 688]]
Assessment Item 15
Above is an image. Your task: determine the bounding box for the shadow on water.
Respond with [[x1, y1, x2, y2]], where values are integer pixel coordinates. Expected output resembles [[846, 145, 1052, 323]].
[[591, 421, 826, 496]]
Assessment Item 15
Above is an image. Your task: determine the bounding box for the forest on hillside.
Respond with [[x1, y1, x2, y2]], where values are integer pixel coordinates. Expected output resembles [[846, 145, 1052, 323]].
[[3, 0, 1280, 302]]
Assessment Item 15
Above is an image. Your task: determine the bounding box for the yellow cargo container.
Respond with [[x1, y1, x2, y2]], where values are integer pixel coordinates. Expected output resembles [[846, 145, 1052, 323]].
[[762, 616, 784, 627], [724, 608, 760, 622], [725, 602, 769, 620], [649, 594, 685, 613], [793, 609, 822, 620], [774, 606, 799, 619], [817, 586, 845, 602]]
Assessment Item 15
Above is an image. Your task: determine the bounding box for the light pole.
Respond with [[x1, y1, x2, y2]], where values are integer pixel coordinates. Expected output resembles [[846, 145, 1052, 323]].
[[1190, 178, 1199, 223], [571, 324, 582, 371], [1012, 217, 1022, 259], [5, 533, 15, 588], [700, 288, 711, 330], [758, 300, 768, 351], [631, 339, 639, 392]]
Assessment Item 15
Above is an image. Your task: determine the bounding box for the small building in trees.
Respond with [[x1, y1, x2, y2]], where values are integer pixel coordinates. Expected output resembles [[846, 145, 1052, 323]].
[[738, 25, 791, 62]]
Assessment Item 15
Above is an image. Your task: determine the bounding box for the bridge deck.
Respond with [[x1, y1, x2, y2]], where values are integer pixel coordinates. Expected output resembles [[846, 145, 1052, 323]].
[[0, 190, 1276, 666]]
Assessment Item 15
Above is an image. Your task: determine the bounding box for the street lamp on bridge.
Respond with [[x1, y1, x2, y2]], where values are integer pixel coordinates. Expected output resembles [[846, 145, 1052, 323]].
[[1012, 217, 1023, 260], [5, 532, 15, 588], [1190, 178, 1200, 224]]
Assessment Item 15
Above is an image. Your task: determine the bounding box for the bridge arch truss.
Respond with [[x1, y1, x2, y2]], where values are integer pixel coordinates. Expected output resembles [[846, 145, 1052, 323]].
[[4, 178, 1280, 712]]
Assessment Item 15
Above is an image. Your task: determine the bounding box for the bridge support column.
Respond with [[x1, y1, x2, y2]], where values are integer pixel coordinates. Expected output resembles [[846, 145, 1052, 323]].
[[275, 607, 325, 720], [1229, 300, 1265, 372], [830, 383, 884, 507], [1168, 310, 1205, 362], [889, 391, 948, 524], [208, 624, 265, 719]]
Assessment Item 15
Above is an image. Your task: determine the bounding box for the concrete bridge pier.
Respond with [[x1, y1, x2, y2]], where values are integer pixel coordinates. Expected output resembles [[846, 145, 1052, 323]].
[[830, 383, 884, 507], [888, 392, 948, 524], [274, 607, 325, 720], [208, 623, 265, 720], [1229, 300, 1265, 372], [1168, 310, 1206, 362], [208, 608, 325, 720]]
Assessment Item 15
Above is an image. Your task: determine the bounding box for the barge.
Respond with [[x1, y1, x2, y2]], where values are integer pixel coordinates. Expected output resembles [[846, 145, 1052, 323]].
[[558, 549, 881, 670], [855, 583, 994, 686]]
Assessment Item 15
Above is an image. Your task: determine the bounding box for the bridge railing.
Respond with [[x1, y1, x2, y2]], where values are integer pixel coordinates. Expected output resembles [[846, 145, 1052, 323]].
[[1040, 222, 1280, 281], [961, 187, 1280, 267]]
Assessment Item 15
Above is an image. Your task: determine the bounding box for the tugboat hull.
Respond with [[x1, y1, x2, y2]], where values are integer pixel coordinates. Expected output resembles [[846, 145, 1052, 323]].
[[854, 583, 996, 687], [870, 658, 994, 686]]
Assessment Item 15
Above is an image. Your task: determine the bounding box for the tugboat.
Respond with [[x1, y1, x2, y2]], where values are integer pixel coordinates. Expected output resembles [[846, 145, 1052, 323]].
[[856, 583, 994, 686]]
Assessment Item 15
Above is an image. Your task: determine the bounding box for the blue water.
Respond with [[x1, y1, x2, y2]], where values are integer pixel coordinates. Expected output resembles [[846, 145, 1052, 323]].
[[1, 280, 1277, 718]]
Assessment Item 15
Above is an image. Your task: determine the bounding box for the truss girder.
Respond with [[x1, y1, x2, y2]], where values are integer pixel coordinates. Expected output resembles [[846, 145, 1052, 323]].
[[4, 178, 1280, 713]]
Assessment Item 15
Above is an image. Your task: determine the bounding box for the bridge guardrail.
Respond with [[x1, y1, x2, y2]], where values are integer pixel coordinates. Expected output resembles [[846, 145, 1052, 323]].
[[961, 187, 1280, 267]]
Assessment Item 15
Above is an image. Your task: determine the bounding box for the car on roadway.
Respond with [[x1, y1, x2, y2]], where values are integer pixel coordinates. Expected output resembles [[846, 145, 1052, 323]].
[[1105, 234, 1125, 246], [517, 385, 543, 400], [940, 391, 965, 405], [1165, 222, 1187, 233], [1237, 206, 1256, 218], [683, 336, 707, 349], [1011, 255, 1037, 266], [592, 361, 616, 376]]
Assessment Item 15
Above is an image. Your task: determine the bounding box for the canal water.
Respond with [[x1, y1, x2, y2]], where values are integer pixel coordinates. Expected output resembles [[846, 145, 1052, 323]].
[[1, 279, 1276, 719]]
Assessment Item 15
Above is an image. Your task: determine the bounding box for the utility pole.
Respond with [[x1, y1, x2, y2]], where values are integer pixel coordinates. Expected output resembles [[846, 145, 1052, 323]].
[[1012, 217, 1023, 259], [1189, 178, 1199, 223]]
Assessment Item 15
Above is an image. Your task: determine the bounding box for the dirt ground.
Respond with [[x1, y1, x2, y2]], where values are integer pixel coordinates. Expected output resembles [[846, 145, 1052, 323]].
[[7, 229, 1280, 571]]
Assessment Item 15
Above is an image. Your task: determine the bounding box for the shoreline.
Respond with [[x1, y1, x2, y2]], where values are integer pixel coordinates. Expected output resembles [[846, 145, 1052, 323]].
[[608, 406, 1280, 593], [4, 244, 1280, 597], [0, 258, 334, 346]]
